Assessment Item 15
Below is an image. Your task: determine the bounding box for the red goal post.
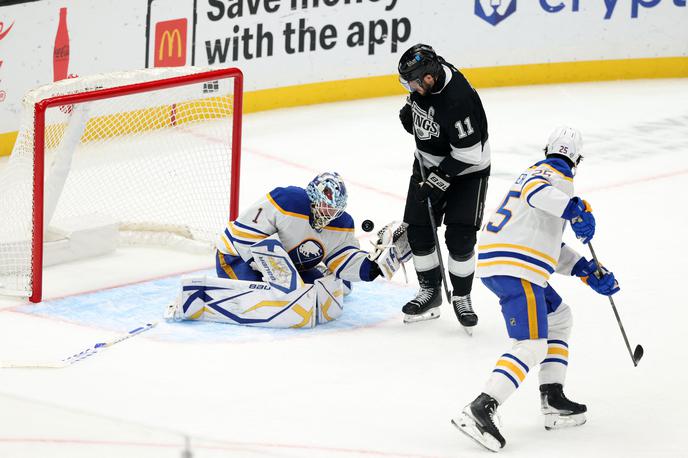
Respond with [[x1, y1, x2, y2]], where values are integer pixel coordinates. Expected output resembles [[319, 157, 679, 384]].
[[0, 67, 243, 303]]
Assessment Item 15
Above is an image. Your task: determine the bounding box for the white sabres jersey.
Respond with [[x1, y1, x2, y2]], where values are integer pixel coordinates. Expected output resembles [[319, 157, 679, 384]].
[[217, 186, 370, 282], [476, 158, 583, 287]]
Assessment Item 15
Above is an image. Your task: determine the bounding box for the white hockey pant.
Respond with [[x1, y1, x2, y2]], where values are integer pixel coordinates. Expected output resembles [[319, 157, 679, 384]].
[[483, 303, 573, 404]]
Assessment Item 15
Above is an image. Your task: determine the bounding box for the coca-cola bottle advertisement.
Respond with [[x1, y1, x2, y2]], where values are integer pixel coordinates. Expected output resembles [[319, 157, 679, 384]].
[[53, 7, 69, 82]]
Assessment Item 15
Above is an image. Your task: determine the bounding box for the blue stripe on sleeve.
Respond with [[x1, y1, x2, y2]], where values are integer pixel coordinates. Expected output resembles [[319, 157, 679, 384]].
[[542, 358, 569, 366], [224, 228, 253, 246], [525, 183, 551, 208], [547, 339, 569, 348], [324, 245, 358, 264], [233, 220, 270, 236]]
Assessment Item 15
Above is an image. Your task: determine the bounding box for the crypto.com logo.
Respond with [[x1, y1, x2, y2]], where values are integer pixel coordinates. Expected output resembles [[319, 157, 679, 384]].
[[475, 0, 517, 26]]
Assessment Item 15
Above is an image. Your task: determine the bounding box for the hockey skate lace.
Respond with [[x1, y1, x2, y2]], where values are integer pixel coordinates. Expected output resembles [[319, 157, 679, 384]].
[[454, 295, 474, 314], [412, 287, 434, 305]]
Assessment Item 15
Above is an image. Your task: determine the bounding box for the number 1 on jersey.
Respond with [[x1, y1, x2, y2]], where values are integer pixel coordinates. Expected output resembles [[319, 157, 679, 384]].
[[486, 190, 521, 233]]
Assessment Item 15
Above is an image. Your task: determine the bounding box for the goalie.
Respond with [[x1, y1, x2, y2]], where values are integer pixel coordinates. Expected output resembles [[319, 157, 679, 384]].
[[165, 172, 411, 328]]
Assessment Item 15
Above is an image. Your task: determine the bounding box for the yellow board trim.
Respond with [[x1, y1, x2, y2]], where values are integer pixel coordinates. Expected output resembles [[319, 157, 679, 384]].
[[521, 279, 539, 340], [479, 243, 557, 266], [3, 56, 687, 156], [496, 359, 527, 382]]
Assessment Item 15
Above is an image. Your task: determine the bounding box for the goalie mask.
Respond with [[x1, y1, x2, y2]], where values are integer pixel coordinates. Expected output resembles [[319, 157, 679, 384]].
[[544, 126, 583, 169], [306, 172, 348, 231]]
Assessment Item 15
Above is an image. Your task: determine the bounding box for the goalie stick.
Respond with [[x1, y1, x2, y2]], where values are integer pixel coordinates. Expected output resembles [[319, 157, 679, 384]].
[[0, 322, 157, 369], [588, 243, 643, 366]]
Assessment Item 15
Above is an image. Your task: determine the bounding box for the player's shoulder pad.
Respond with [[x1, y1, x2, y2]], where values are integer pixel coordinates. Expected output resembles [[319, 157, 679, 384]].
[[534, 158, 574, 179], [267, 186, 310, 217], [325, 212, 354, 231]]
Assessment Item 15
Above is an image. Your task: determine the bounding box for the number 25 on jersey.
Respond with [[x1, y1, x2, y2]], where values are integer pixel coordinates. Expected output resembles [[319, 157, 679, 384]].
[[486, 190, 521, 233]]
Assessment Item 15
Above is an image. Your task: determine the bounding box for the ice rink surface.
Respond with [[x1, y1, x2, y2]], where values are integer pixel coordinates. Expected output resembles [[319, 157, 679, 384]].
[[0, 78, 687, 457]]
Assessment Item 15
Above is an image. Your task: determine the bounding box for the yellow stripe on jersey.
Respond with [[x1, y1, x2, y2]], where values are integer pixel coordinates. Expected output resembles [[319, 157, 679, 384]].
[[217, 251, 238, 279], [266, 193, 309, 220], [478, 260, 551, 280], [521, 279, 539, 339], [539, 164, 573, 182], [328, 251, 352, 272], [521, 179, 550, 198], [229, 223, 268, 240], [496, 359, 527, 382], [322, 225, 355, 232], [220, 236, 238, 256], [479, 243, 558, 266]]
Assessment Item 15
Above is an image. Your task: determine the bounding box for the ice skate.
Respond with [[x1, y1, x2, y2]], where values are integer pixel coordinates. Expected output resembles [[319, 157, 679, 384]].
[[540, 383, 587, 430], [402, 278, 442, 323], [452, 393, 506, 452], [452, 293, 478, 335]]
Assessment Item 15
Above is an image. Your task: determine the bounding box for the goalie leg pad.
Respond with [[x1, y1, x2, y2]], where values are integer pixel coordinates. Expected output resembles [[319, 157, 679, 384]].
[[314, 274, 345, 324], [171, 275, 317, 328]]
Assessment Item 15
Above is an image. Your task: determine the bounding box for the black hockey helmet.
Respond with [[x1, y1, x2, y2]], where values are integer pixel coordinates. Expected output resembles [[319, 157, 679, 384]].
[[398, 43, 442, 92]]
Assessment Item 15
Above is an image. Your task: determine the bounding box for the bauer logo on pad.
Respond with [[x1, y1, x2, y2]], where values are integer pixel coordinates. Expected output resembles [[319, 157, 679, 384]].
[[475, 0, 517, 26]]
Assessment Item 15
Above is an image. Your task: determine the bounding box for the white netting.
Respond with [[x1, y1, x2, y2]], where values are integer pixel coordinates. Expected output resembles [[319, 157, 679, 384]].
[[0, 67, 240, 297]]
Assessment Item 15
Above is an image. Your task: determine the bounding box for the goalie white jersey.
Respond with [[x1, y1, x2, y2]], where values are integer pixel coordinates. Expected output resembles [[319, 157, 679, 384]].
[[476, 158, 583, 287], [217, 186, 373, 282]]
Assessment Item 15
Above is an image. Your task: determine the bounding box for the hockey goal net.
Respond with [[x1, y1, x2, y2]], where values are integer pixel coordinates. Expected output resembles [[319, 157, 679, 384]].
[[0, 67, 243, 302]]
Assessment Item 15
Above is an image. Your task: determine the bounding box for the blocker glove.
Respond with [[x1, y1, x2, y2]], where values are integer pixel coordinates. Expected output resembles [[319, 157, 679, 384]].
[[416, 166, 451, 205], [572, 257, 620, 296], [562, 197, 595, 243]]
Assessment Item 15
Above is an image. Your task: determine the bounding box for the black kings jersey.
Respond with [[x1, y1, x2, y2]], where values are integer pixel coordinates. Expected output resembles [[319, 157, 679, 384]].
[[409, 64, 490, 178]]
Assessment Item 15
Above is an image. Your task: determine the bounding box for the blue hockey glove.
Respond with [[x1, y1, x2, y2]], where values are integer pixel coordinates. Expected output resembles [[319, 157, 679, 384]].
[[562, 197, 595, 243], [581, 264, 620, 296], [570, 257, 597, 277], [417, 166, 451, 205]]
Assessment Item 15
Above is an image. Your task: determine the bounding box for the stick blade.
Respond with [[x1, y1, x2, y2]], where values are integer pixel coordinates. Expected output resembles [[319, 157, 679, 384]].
[[633, 345, 644, 366]]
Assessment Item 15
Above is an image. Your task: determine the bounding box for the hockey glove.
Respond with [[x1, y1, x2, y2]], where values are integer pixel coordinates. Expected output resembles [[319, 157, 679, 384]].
[[562, 197, 595, 244], [581, 264, 620, 296], [399, 99, 414, 134], [416, 166, 451, 205]]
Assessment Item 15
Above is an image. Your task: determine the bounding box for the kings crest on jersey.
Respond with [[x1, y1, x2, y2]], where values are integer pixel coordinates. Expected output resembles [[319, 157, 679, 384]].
[[409, 64, 490, 177], [217, 186, 371, 282]]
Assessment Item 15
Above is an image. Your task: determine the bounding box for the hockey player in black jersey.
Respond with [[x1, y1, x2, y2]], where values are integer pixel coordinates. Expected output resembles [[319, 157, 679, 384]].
[[397, 44, 490, 328]]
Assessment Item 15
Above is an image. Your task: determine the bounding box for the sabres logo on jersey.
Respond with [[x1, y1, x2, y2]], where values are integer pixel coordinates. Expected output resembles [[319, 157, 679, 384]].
[[290, 239, 325, 271], [412, 103, 440, 141]]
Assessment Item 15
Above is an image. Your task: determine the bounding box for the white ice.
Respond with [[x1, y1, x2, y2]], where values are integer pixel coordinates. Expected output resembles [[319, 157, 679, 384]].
[[0, 78, 687, 457]]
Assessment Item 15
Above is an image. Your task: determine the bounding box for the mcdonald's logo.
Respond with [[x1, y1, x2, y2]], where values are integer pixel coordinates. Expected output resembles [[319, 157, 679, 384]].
[[154, 18, 187, 67]]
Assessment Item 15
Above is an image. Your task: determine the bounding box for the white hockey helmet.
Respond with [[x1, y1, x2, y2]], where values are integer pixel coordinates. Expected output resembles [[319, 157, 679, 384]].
[[545, 126, 583, 167], [306, 172, 348, 231]]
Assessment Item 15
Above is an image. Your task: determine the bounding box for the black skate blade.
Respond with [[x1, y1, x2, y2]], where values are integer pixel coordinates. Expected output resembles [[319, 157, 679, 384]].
[[403, 307, 440, 324], [451, 414, 501, 453], [633, 345, 644, 366]]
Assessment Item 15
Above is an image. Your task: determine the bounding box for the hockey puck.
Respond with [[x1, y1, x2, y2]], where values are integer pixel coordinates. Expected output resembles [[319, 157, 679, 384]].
[[361, 219, 375, 232]]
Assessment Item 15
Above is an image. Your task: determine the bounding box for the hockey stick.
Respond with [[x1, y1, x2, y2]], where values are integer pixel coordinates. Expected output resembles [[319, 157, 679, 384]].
[[0, 322, 157, 369], [588, 243, 644, 366], [415, 153, 452, 303]]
